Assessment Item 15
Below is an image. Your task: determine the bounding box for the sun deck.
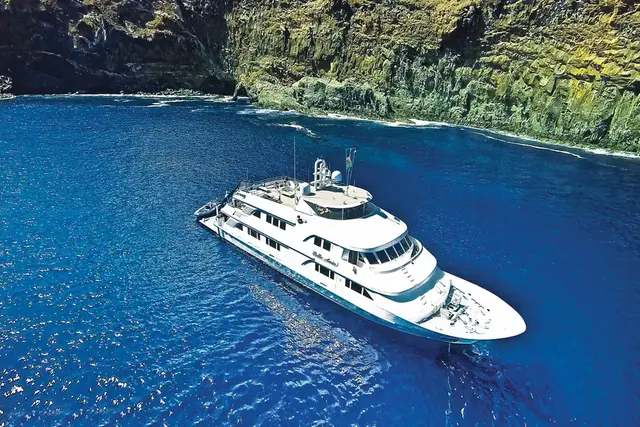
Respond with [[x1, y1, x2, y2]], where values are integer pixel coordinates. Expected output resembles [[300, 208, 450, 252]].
[[239, 177, 372, 212], [302, 185, 371, 208]]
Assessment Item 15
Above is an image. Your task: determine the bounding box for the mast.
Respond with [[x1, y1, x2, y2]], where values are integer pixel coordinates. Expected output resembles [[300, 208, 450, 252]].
[[345, 147, 356, 194]]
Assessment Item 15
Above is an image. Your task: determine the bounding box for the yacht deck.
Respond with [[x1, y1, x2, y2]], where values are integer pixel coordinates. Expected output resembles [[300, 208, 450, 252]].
[[303, 185, 371, 208], [240, 177, 371, 210]]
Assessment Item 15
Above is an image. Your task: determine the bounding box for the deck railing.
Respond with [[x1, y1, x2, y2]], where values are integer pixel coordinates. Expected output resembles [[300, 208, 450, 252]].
[[238, 176, 303, 192]]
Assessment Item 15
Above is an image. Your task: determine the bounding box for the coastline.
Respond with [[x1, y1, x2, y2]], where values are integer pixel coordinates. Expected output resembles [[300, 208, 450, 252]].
[[308, 110, 640, 160], [6, 93, 639, 159]]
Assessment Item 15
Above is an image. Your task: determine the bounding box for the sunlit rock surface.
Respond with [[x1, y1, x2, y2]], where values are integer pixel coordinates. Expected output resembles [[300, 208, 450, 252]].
[[1, 0, 638, 151]]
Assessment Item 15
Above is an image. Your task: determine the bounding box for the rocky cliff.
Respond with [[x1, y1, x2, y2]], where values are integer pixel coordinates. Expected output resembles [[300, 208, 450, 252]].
[[1, 0, 639, 152]]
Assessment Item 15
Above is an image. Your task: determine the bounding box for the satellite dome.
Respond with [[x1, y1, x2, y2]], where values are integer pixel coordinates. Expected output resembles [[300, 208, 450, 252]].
[[331, 170, 343, 183]]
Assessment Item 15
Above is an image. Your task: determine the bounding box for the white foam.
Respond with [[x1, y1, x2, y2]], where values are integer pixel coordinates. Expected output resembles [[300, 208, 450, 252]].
[[276, 122, 319, 138], [236, 108, 277, 115], [375, 119, 453, 128], [329, 113, 369, 121], [203, 95, 235, 103], [277, 123, 305, 131], [237, 107, 300, 117], [480, 133, 586, 159], [376, 120, 411, 128], [583, 146, 639, 159], [410, 119, 454, 128], [313, 110, 638, 159], [145, 101, 170, 108], [477, 129, 640, 160]]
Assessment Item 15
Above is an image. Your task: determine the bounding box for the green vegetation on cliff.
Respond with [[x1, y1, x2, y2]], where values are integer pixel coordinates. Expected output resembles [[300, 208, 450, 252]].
[[1, 0, 639, 152], [227, 0, 640, 152]]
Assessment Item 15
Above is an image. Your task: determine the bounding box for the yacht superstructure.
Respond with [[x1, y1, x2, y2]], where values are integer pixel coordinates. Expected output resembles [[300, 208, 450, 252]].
[[195, 158, 526, 343]]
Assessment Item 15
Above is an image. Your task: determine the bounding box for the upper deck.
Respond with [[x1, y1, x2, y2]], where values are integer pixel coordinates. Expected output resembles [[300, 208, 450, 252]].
[[303, 185, 371, 209], [238, 174, 373, 219]]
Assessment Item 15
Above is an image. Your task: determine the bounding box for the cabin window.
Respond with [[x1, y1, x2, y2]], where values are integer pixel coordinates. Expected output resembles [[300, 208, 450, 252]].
[[350, 281, 363, 294], [248, 228, 260, 240], [235, 223, 243, 231], [266, 237, 280, 251], [348, 250, 359, 265], [345, 279, 373, 300], [253, 210, 261, 218], [377, 249, 390, 263], [313, 236, 330, 250], [315, 263, 334, 279], [267, 214, 288, 230], [364, 252, 379, 264]]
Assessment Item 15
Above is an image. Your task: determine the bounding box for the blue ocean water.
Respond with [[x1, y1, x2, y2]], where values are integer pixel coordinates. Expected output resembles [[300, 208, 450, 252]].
[[1, 96, 639, 426]]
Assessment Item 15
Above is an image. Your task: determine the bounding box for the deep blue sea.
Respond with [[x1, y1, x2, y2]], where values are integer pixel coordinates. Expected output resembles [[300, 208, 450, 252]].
[[1, 96, 639, 426]]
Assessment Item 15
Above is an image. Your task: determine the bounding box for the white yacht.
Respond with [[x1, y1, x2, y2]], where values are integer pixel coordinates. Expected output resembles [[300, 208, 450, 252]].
[[195, 158, 526, 344]]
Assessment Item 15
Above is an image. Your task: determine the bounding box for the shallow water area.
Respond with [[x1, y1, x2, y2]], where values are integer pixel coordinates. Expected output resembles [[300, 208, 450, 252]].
[[1, 96, 639, 425]]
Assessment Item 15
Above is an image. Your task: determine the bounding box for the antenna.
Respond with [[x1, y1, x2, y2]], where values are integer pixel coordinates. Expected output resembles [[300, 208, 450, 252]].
[[293, 137, 297, 182]]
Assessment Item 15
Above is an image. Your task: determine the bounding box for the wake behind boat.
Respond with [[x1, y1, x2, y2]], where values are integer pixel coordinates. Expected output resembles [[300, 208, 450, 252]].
[[195, 155, 525, 344]]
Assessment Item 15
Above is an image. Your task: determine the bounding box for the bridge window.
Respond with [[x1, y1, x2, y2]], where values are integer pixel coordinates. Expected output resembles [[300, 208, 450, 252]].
[[400, 237, 410, 252], [235, 223, 243, 231], [252, 210, 261, 218], [393, 242, 406, 256], [364, 252, 379, 264], [377, 249, 390, 263], [387, 246, 399, 260], [315, 263, 334, 279]]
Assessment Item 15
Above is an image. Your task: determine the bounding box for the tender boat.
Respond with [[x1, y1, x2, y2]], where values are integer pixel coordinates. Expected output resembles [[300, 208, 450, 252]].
[[194, 201, 219, 219], [195, 157, 526, 343]]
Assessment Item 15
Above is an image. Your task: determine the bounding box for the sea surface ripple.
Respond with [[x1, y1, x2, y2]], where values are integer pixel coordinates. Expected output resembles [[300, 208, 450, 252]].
[[1, 96, 639, 426]]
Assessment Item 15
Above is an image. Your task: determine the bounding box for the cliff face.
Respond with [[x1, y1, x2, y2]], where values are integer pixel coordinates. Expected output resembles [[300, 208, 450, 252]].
[[0, 0, 234, 93], [1, 1, 639, 152]]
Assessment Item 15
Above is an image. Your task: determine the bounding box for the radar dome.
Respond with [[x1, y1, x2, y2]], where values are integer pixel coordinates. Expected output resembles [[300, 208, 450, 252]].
[[331, 170, 343, 183]]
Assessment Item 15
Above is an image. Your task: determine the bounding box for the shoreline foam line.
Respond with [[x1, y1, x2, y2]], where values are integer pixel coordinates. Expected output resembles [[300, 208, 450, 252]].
[[11, 94, 640, 159], [479, 133, 586, 159]]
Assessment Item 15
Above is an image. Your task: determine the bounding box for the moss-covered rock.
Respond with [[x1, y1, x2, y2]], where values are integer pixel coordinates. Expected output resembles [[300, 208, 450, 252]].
[[1, 0, 639, 152]]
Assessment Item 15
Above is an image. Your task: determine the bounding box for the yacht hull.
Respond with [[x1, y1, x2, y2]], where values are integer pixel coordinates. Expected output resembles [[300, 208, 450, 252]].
[[199, 219, 477, 344]]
